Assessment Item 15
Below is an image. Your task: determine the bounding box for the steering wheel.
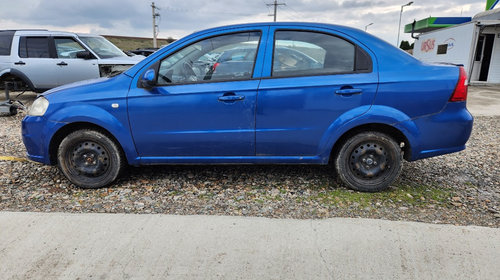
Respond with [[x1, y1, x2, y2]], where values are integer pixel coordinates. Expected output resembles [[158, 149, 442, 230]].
[[182, 61, 198, 81]]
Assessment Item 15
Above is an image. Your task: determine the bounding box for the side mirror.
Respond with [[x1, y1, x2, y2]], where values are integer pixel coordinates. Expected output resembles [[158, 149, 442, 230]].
[[140, 69, 156, 89], [76, 50, 93, 59]]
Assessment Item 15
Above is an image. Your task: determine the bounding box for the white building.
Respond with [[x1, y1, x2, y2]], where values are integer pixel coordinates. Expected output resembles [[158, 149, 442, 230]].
[[411, 9, 500, 84]]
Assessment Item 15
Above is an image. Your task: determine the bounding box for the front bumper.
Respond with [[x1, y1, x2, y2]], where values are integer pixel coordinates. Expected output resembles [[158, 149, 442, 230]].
[[22, 116, 66, 165]]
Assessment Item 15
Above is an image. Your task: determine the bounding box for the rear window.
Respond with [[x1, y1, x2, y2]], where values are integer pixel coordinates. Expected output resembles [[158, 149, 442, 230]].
[[19, 36, 51, 58], [0, 31, 14, 56], [272, 30, 361, 77]]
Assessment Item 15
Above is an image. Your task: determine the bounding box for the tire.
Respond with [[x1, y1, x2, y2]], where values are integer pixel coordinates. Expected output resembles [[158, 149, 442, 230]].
[[57, 129, 124, 188], [9, 106, 18, 116], [335, 131, 403, 192]]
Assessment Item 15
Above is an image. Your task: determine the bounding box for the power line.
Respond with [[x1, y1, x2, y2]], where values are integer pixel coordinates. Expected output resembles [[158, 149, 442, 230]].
[[281, 5, 302, 19], [266, 0, 286, 22]]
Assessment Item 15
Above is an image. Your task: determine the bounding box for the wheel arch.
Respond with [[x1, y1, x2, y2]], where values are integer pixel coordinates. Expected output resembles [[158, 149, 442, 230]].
[[48, 122, 126, 165], [0, 69, 36, 91], [329, 123, 412, 163]]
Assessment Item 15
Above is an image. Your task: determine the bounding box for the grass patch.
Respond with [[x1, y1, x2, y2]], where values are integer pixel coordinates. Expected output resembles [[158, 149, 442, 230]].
[[198, 192, 215, 200], [308, 184, 453, 208], [103, 36, 174, 51], [168, 190, 184, 196]]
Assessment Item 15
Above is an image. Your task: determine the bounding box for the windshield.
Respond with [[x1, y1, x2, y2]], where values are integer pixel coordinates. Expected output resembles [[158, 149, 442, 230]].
[[78, 36, 127, 59]]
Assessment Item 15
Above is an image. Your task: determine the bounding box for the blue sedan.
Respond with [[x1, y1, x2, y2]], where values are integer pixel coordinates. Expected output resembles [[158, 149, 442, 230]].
[[22, 22, 473, 192]]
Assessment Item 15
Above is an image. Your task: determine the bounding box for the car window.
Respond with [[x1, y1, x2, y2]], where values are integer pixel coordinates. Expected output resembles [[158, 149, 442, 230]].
[[78, 36, 128, 58], [19, 37, 50, 58], [272, 31, 355, 77], [0, 31, 14, 56], [157, 31, 261, 85], [54, 37, 86, 59]]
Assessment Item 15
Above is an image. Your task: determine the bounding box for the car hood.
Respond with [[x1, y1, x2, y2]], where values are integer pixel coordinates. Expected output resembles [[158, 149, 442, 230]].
[[41, 74, 132, 104], [98, 55, 145, 65], [41, 77, 110, 96]]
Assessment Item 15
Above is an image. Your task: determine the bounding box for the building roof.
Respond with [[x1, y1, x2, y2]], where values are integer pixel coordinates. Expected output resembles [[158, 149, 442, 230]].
[[404, 17, 471, 33], [473, 7, 500, 20]]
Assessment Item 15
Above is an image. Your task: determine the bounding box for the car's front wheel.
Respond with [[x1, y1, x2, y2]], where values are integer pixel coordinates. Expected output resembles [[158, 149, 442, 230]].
[[335, 131, 403, 192], [57, 129, 124, 188]]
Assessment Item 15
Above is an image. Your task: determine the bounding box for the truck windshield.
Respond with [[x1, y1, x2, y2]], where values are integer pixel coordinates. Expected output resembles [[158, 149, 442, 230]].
[[78, 36, 127, 59]]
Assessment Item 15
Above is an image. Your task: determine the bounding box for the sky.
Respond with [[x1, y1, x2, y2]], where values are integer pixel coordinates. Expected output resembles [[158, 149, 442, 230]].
[[0, 0, 491, 46]]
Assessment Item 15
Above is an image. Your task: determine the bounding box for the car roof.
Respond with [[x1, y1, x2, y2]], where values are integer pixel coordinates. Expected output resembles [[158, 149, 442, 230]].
[[12, 30, 76, 36], [0, 29, 100, 37], [191, 22, 362, 36]]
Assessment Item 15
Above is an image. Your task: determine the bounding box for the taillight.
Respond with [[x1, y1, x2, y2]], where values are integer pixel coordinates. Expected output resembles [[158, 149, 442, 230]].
[[449, 66, 468, 102]]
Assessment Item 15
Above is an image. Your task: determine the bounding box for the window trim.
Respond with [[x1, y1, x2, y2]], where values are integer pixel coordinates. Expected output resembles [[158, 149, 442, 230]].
[[269, 29, 373, 79], [152, 30, 263, 87]]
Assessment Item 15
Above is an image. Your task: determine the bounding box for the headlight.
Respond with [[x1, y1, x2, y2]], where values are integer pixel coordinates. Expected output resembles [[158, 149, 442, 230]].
[[28, 97, 49, 116]]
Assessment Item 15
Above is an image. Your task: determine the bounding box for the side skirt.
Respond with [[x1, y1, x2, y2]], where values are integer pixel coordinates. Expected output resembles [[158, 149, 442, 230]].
[[138, 156, 327, 165]]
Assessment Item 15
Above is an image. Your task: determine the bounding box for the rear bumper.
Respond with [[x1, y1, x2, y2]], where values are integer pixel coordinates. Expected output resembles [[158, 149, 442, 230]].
[[396, 101, 473, 161]]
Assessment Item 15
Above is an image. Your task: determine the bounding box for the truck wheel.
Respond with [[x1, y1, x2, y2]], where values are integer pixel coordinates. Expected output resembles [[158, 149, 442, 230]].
[[57, 129, 124, 188], [335, 131, 403, 192], [9, 106, 18, 116]]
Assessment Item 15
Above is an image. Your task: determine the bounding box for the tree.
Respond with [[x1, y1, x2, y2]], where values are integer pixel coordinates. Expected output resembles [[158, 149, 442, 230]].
[[399, 40, 412, 50]]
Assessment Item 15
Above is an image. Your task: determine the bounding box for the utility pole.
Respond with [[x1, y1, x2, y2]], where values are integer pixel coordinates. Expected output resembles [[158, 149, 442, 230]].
[[151, 2, 160, 48], [267, 0, 286, 22]]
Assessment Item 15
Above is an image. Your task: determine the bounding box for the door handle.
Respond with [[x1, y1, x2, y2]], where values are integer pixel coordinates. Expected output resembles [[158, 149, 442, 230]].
[[218, 93, 245, 102], [335, 88, 363, 95], [14, 61, 25, 65], [57, 61, 68, 66]]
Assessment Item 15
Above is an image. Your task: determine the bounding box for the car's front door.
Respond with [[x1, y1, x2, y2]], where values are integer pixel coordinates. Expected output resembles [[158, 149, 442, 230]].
[[52, 37, 99, 85], [128, 29, 267, 161], [256, 27, 379, 158]]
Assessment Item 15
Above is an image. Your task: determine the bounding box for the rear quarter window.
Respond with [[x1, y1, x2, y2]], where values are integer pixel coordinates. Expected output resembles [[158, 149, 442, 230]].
[[0, 31, 14, 56]]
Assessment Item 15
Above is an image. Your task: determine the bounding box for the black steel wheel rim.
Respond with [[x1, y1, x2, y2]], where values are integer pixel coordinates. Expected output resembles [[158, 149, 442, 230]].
[[68, 141, 110, 177], [349, 141, 391, 180]]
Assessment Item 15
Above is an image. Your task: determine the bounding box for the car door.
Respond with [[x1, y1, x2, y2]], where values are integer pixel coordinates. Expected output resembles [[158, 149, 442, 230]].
[[127, 29, 267, 160], [13, 36, 59, 89], [52, 37, 99, 85], [256, 26, 378, 157]]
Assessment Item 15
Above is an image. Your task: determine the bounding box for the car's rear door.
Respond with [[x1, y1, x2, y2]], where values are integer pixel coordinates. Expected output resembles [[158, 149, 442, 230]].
[[127, 28, 268, 161], [13, 36, 59, 89], [256, 26, 378, 158]]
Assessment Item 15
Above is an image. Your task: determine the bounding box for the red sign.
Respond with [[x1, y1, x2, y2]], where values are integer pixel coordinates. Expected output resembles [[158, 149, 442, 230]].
[[421, 39, 435, 52]]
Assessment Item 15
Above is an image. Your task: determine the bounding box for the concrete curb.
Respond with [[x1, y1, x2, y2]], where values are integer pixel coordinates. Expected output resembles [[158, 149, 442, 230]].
[[0, 212, 499, 279]]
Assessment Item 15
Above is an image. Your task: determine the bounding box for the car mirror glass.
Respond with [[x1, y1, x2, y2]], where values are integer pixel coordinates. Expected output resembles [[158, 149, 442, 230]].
[[140, 69, 157, 89]]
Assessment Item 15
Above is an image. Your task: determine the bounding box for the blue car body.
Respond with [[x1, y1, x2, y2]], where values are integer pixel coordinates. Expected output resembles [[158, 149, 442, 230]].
[[22, 22, 473, 176]]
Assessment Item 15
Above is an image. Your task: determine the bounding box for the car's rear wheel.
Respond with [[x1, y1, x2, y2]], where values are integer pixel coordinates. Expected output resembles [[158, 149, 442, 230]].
[[335, 131, 403, 192], [57, 129, 124, 188]]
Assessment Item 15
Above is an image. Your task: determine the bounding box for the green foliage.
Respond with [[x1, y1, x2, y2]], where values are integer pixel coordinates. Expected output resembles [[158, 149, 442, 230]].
[[399, 40, 413, 50], [103, 36, 176, 51]]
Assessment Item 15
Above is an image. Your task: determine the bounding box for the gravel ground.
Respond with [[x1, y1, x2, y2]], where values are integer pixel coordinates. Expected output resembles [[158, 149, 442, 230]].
[[0, 91, 499, 227]]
